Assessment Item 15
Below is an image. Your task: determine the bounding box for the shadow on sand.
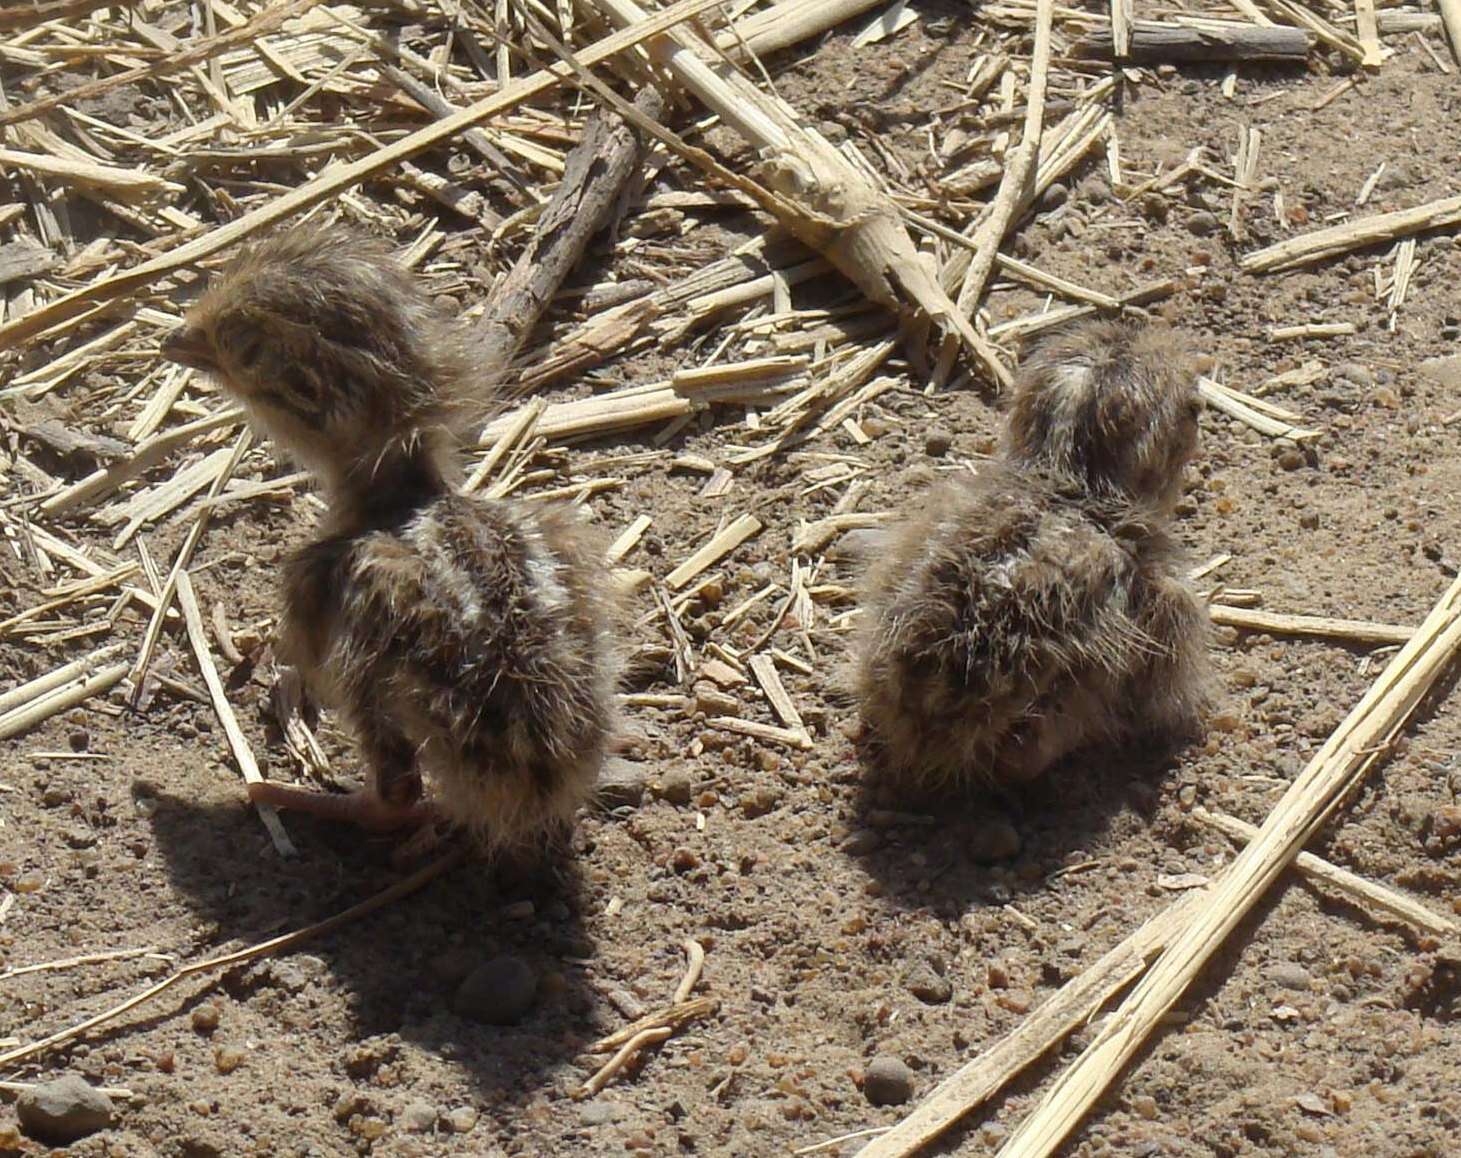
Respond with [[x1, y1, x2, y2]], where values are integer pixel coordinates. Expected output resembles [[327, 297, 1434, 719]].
[[137, 786, 599, 1119]]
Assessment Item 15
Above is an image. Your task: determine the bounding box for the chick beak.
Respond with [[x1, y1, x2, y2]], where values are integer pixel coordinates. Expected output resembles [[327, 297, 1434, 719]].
[[161, 324, 216, 372]]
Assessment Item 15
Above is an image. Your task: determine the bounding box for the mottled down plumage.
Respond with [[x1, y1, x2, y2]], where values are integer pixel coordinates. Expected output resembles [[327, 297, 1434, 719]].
[[281, 497, 617, 851], [164, 222, 618, 854], [854, 319, 1212, 792]]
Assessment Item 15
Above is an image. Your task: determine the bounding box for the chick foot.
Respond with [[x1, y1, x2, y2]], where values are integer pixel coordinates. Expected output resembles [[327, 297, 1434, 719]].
[[247, 780, 435, 835]]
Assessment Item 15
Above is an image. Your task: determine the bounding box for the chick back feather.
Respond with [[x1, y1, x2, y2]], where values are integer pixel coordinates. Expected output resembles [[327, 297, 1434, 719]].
[[855, 463, 1209, 791]]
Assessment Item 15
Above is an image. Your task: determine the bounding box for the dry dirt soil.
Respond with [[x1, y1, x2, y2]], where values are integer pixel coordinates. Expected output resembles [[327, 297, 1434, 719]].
[[4, 3, 1461, 1157]]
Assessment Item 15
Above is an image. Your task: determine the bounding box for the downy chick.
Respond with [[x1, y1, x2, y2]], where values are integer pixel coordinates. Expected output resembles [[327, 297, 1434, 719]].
[[854, 319, 1211, 794], [163, 223, 618, 855]]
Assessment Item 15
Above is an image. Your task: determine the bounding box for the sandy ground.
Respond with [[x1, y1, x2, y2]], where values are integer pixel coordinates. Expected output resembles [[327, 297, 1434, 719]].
[[3, 3, 1461, 1156]]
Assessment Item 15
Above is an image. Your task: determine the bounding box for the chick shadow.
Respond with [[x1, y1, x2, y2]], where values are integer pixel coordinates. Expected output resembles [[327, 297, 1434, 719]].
[[847, 729, 1190, 915], [139, 786, 599, 1113]]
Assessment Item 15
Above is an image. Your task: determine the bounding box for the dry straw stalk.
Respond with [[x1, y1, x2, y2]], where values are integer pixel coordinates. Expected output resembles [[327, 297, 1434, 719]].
[[0, 0, 733, 352], [995, 571, 1461, 1155], [1241, 193, 1461, 273], [589, 0, 1004, 379]]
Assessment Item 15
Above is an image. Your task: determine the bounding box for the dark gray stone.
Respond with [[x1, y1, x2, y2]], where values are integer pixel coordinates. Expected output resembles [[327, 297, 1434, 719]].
[[17, 1074, 115, 1144], [454, 955, 537, 1025], [863, 1056, 915, 1107]]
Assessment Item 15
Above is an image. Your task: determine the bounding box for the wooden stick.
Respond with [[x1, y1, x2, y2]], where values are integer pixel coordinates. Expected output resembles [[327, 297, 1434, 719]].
[[995, 573, 1461, 1156], [0, 847, 466, 1069], [674, 939, 706, 1003], [39, 407, 243, 519], [792, 512, 894, 555], [128, 430, 252, 700], [0, 663, 128, 742], [707, 716, 813, 750], [859, 892, 1206, 1158], [956, 0, 1054, 313], [175, 570, 296, 859], [1354, 0, 1384, 67], [1110, 0, 1132, 58], [1075, 21, 1312, 62], [666, 514, 763, 590], [748, 653, 805, 730], [1198, 377, 1319, 441], [1241, 194, 1461, 274], [0, 148, 181, 199], [1209, 604, 1413, 646], [590, 996, 720, 1053], [1192, 808, 1458, 937], [0, 643, 125, 716], [577, 1027, 673, 1098], [1258, 0, 1366, 63], [717, 0, 887, 58], [472, 85, 668, 380], [0, 0, 734, 353], [0, 563, 140, 636], [1268, 322, 1355, 341], [1, 947, 165, 982]]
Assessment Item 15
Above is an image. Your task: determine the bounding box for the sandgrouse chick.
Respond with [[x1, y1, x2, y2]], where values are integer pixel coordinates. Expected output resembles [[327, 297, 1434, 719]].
[[854, 319, 1211, 794], [164, 223, 618, 855]]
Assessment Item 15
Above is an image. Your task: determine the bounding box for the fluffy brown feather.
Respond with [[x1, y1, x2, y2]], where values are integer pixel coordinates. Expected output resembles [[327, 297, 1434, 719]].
[[854, 319, 1211, 793], [165, 222, 618, 855], [1003, 319, 1202, 513]]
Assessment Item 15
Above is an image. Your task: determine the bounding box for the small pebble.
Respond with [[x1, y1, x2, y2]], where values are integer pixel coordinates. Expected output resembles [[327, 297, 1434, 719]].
[[351, 1117, 388, 1141], [924, 429, 954, 457], [191, 1004, 221, 1035], [454, 956, 538, 1025], [399, 1101, 437, 1133], [1332, 362, 1374, 388], [1132, 1094, 1159, 1120], [67, 728, 89, 753], [968, 816, 1022, 862], [214, 1045, 246, 1075], [904, 957, 953, 1004], [841, 829, 881, 856], [16, 1074, 115, 1145], [741, 785, 782, 819], [577, 1100, 625, 1127], [694, 683, 741, 716], [595, 757, 646, 809], [1266, 961, 1313, 991], [1140, 192, 1169, 222], [1040, 182, 1070, 208], [443, 1106, 479, 1134], [1185, 210, 1219, 236], [655, 772, 694, 806], [862, 1056, 915, 1107]]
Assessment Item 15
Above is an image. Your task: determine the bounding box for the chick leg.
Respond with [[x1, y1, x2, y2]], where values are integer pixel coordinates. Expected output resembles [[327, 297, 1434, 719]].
[[248, 727, 432, 833], [246, 780, 433, 833]]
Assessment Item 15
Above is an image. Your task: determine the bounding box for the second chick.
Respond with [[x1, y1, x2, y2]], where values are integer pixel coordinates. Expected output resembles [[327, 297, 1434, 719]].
[[854, 319, 1211, 795]]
